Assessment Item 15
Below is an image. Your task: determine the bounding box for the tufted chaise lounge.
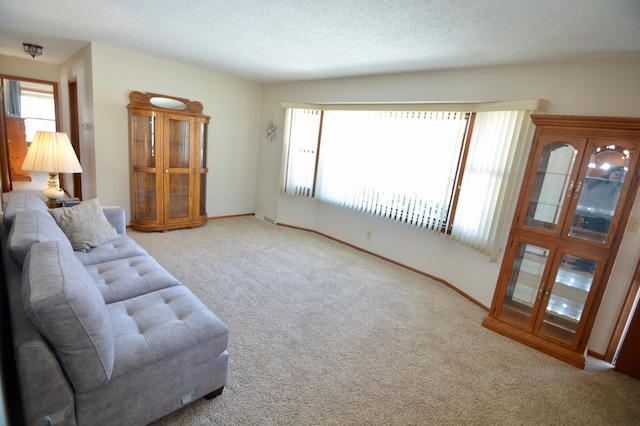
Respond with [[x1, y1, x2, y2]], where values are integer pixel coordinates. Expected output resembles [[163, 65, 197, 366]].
[[1, 192, 229, 425]]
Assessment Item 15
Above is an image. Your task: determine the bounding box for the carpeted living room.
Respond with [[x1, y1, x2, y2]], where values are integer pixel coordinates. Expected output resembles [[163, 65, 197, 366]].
[[130, 217, 640, 425], [1, 1, 640, 425]]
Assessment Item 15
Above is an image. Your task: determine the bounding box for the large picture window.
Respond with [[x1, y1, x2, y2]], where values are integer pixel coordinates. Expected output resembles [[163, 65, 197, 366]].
[[20, 88, 56, 141], [280, 100, 547, 260], [283, 109, 469, 230]]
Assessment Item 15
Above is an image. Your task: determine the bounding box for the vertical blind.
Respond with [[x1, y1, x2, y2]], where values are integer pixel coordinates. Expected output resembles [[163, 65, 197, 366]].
[[450, 110, 535, 261], [280, 99, 547, 260], [281, 108, 321, 197], [315, 110, 468, 230]]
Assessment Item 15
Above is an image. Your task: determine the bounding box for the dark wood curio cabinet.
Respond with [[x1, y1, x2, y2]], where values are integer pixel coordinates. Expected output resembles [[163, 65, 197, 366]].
[[483, 114, 640, 369], [128, 91, 209, 231]]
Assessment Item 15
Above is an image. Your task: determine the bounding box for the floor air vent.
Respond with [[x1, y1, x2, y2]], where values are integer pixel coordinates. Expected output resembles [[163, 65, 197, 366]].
[[263, 217, 276, 225]]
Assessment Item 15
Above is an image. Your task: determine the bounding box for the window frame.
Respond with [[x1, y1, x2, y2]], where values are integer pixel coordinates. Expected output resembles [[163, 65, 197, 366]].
[[282, 106, 475, 233], [281, 99, 548, 255]]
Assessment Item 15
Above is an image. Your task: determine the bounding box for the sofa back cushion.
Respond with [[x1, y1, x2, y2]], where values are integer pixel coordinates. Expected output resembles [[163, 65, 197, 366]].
[[22, 240, 114, 393], [7, 210, 73, 267], [3, 192, 49, 230]]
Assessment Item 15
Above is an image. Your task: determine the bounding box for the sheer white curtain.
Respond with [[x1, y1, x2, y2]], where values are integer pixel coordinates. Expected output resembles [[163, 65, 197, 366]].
[[315, 111, 468, 230], [450, 110, 536, 261]]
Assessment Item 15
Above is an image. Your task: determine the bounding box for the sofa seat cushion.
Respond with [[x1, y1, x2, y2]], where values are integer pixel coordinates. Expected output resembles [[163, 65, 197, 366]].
[[75, 234, 148, 266], [50, 198, 119, 251], [3, 191, 49, 230], [108, 285, 229, 379], [7, 209, 72, 267], [22, 241, 114, 393], [86, 255, 182, 303]]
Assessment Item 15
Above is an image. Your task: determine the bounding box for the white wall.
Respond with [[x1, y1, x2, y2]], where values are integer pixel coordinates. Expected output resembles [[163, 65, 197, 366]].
[[87, 43, 263, 218], [58, 44, 95, 199], [0, 55, 60, 82], [2, 45, 263, 220], [256, 57, 640, 356]]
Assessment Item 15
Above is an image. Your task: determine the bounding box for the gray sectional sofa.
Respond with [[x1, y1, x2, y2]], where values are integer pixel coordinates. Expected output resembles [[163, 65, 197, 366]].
[[0, 192, 229, 425]]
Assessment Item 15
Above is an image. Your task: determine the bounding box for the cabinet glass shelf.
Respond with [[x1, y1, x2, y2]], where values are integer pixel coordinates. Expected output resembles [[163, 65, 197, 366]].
[[545, 295, 583, 323]]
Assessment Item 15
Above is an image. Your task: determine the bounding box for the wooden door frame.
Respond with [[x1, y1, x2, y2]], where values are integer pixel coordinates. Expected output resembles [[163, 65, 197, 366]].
[[67, 76, 82, 199], [605, 260, 640, 362], [0, 80, 11, 193], [0, 74, 60, 193]]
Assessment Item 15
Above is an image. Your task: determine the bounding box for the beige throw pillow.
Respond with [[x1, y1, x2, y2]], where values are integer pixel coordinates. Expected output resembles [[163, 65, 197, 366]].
[[50, 198, 119, 251]]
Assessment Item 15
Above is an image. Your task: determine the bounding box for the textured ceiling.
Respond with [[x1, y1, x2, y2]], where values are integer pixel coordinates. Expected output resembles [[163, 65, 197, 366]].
[[1, 0, 639, 83]]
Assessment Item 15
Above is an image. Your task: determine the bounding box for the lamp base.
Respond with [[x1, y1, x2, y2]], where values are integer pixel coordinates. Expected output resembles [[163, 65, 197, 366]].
[[46, 199, 63, 209], [43, 172, 65, 208]]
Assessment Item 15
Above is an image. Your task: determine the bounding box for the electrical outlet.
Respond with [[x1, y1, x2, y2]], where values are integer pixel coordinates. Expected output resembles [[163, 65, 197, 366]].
[[628, 216, 640, 233]]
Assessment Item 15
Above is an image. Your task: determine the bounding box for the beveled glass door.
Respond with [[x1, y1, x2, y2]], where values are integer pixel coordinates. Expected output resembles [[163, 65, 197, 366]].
[[498, 241, 604, 347], [535, 249, 604, 347], [497, 240, 551, 329], [163, 113, 194, 223], [131, 110, 161, 223], [522, 136, 584, 234], [197, 119, 208, 218], [565, 139, 636, 246]]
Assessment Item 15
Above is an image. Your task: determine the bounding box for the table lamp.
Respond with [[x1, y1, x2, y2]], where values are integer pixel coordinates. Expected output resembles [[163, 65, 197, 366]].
[[21, 131, 83, 207]]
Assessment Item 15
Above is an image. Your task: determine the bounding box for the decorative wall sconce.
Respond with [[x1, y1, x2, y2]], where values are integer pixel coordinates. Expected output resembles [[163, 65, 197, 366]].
[[23, 43, 43, 58], [265, 116, 277, 142]]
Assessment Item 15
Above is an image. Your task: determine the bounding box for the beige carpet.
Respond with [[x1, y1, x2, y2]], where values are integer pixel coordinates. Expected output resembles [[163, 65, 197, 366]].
[[126, 216, 640, 425]]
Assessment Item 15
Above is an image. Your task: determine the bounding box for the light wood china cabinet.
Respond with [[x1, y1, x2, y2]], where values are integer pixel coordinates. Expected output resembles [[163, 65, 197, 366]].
[[483, 115, 640, 369], [128, 91, 209, 231], [6, 116, 31, 181]]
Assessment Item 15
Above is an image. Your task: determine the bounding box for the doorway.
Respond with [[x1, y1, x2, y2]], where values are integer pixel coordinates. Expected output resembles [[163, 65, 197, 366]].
[[607, 259, 640, 377], [0, 74, 61, 198], [67, 77, 82, 199]]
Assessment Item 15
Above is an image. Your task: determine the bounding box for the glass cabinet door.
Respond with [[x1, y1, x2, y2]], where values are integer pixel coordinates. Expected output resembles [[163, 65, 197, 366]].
[[536, 251, 601, 346], [567, 141, 633, 244], [497, 241, 551, 329], [498, 242, 603, 347], [522, 136, 637, 249], [131, 111, 160, 222], [523, 137, 582, 233], [198, 120, 208, 218], [164, 114, 193, 222]]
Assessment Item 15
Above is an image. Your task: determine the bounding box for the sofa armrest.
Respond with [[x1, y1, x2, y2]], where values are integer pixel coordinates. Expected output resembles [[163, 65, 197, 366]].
[[2, 223, 77, 426], [16, 341, 77, 426], [101, 206, 126, 235]]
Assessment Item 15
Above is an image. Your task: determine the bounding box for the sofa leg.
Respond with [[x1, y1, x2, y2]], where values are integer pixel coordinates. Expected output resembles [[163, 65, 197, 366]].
[[205, 386, 224, 400]]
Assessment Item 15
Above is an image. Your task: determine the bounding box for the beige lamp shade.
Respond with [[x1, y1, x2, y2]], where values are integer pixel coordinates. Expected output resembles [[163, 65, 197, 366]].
[[22, 131, 82, 204], [22, 131, 83, 173]]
